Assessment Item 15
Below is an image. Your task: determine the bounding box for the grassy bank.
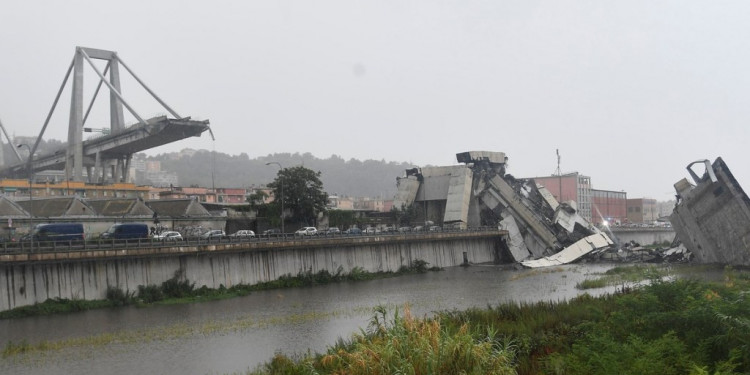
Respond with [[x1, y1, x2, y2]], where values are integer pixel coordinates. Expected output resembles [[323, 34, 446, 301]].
[[246, 266, 750, 375], [0, 260, 440, 320]]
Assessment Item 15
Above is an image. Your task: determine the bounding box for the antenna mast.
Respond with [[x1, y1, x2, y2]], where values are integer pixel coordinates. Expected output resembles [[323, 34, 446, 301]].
[[556, 149, 562, 202]]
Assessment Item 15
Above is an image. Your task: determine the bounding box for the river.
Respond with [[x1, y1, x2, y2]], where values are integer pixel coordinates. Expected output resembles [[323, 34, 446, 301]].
[[0, 263, 707, 374]]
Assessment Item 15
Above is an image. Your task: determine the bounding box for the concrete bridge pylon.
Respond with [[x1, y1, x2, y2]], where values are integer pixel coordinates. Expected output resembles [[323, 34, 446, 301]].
[[2, 46, 211, 183]]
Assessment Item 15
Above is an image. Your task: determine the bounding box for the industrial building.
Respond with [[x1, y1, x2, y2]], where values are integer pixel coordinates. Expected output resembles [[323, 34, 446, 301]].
[[0, 179, 150, 200], [591, 189, 627, 226], [627, 198, 658, 224]]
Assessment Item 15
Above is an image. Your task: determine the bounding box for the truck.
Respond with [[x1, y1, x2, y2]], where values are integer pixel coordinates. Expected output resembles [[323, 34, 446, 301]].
[[32, 223, 85, 242]]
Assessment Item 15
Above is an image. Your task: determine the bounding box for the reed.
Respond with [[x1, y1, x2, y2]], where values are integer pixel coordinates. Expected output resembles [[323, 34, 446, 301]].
[[245, 267, 750, 375]]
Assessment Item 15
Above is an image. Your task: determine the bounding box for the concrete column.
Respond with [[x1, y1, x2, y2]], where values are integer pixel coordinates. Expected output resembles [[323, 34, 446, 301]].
[[66, 50, 85, 181], [109, 59, 125, 134], [122, 154, 132, 182], [109, 164, 116, 182], [93, 152, 101, 183], [114, 158, 122, 182]]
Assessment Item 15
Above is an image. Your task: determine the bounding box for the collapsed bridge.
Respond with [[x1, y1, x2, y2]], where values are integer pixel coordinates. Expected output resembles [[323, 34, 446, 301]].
[[393, 151, 613, 267]]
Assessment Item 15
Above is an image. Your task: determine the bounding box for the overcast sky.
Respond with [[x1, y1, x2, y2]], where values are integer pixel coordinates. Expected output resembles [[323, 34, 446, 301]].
[[1, 1, 748, 201]]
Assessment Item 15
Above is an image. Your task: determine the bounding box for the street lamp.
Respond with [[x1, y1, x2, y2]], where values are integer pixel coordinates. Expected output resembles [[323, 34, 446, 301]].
[[17, 144, 33, 249], [265, 162, 284, 234]]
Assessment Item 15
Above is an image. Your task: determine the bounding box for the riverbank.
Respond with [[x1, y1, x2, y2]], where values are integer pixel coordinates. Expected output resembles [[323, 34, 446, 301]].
[[0, 259, 440, 320], [245, 265, 748, 375]]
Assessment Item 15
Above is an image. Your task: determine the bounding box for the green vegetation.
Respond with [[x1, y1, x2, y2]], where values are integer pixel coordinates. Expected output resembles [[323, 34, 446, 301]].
[[0, 261, 441, 320], [575, 264, 669, 290], [249, 305, 516, 375], [245, 267, 750, 375], [266, 165, 329, 226]]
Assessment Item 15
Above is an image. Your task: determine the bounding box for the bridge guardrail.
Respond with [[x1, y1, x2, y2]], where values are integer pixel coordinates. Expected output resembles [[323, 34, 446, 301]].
[[0, 226, 503, 256]]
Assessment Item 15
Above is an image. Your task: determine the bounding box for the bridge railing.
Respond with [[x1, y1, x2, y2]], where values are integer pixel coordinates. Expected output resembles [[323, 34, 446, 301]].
[[0, 226, 502, 256]]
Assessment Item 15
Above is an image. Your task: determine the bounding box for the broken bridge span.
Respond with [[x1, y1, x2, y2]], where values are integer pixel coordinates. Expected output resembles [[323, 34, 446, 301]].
[[0, 46, 211, 183]]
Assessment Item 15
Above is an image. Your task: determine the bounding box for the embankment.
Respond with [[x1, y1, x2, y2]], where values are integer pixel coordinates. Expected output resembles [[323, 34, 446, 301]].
[[1, 231, 504, 312]]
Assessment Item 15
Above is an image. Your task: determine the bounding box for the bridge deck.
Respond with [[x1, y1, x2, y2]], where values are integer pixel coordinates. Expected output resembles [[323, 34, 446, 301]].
[[2, 116, 209, 176]]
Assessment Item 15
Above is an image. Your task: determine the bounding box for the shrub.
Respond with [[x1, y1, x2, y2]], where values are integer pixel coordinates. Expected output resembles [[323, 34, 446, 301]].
[[137, 285, 163, 303], [105, 286, 134, 306]]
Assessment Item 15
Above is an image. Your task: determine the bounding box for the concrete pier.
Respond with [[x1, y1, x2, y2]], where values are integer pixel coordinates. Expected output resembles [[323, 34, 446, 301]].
[[1, 231, 504, 312]]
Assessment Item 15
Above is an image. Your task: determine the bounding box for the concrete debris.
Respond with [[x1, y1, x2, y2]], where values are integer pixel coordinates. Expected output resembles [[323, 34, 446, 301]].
[[669, 158, 750, 266], [521, 233, 614, 268], [498, 213, 532, 261], [586, 240, 692, 264], [393, 151, 615, 268]]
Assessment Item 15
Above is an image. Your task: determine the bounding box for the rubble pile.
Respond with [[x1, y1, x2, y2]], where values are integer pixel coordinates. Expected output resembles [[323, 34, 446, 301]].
[[466, 157, 614, 267], [590, 240, 692, 264], [393, 151, 614, 268]]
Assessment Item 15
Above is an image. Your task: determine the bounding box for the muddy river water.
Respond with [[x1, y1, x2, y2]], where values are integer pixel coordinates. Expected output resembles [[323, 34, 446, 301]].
[[0, 263, 711, 374]]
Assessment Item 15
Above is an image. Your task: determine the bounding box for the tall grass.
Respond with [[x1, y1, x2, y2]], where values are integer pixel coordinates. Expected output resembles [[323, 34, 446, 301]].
[[248, 305, 517, 375], [246, 267, 750, 375]]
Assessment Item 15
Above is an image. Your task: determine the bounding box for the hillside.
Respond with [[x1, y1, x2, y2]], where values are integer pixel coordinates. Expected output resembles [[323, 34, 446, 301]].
[[147, 150, 415, 198]]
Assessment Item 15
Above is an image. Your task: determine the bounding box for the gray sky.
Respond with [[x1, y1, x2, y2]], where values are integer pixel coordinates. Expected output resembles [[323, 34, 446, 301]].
[[1, 1, 748, 201]]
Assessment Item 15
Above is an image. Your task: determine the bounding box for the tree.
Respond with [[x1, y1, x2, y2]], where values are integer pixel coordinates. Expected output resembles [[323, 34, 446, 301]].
[[246, 190, 268, 210], [268, 166, 329, 226], [391, 203, 420, 226]]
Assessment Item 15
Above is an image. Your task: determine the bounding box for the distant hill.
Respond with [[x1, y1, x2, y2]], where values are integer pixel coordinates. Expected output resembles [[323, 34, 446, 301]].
[[2, 139, 415, 198], [146, 150, 415, 198]]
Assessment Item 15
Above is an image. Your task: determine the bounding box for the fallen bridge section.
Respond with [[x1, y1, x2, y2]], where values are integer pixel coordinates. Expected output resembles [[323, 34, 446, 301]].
[[521, 233, 613, 268], [670, 158, 750, 265]]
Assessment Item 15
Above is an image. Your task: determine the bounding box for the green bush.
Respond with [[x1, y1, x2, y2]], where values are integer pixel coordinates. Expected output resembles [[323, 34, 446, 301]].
[[137, 285, 163, 303]]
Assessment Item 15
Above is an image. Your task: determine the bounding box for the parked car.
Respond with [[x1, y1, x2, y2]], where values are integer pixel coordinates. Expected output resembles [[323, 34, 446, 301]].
[[228, 230, 255, 238], [428, 225, 442, 232], [201, 230, 225, 239], [364, 227, 380, 234], [344, 227, 362, 235], [154, 231, 183, 241], [294, 227, 318, 236], [398, 226, 412, 233], [101, 223, 149, 240], [262, 228, 282, 237], [325, 227, 341, 235], [412, 226, 424, 232]]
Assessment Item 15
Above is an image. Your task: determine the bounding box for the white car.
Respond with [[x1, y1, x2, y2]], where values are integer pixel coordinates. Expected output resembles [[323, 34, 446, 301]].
[[228, 230, 255, 238], [201, 230, 226, 239], [294, 227, 318, 236], [154, 231, 183, 241]]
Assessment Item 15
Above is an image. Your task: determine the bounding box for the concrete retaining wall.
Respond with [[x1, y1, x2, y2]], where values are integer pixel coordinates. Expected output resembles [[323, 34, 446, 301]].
[[609, 228, 676, 246], [1, 234, 500, 312]]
